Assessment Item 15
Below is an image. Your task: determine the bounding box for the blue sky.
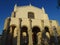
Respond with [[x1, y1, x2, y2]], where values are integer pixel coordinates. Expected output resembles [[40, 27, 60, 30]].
[[0, 0, 60, 34]]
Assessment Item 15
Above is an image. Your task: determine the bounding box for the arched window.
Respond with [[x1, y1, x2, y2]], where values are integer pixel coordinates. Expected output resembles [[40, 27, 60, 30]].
[[21, 26, 28, 32], [32, 26, 40, 45], [53, 26, 57, 30], [20, 26, 29, 45], [32, 26, 40, 33], [28, 12, 34, 19], [44, 26, 49, 32]]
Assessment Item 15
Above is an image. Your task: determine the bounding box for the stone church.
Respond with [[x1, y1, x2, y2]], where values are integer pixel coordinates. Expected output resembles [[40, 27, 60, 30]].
[[1, 4, 60, 45]]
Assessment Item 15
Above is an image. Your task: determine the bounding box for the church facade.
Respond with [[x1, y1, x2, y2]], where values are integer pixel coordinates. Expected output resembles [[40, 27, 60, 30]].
[[1, 4, 60, 45]]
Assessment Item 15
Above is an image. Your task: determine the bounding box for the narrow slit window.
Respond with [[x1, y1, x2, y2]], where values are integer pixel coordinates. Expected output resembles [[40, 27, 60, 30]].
[[14, 12, 16, 17]]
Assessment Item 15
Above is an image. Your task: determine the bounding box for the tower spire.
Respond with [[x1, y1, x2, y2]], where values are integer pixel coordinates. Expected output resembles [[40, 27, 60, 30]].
[[29, 3, 32, 6], [14, 4, 17, 12], [42, 7, 45, 13]]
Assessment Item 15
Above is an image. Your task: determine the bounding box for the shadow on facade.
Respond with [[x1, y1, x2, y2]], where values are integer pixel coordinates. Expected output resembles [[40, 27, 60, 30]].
[[41, 26, 50, 45], [1, 25, 17, 45], [50, 27, 59, 45], [1, 26, 60, 45], [20, 26, 29, 45], [32, 26, 40, 45]]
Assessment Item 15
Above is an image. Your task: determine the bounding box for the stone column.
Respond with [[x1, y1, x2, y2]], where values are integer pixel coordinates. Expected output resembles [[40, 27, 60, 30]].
[[13, 28, 17, 45], [49, 20, 53, 36], [9, 26, 13, 45], [4, 18, 10, 30], [2, 17, 11, 45], [17, 18, 21, 45], [28, 19, 33, 45], [37, 32, 42, 45], [6, 26, 13, 45]]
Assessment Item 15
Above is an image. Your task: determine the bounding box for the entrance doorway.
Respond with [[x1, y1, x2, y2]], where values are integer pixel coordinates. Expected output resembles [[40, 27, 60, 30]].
[[32, 26, 40, 45], [20, 26, 29, 45], [43, 26, 50, 45]]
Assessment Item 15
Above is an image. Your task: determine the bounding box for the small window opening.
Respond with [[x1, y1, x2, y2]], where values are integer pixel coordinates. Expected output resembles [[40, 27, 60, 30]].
[[28, 12, 34, 19]]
